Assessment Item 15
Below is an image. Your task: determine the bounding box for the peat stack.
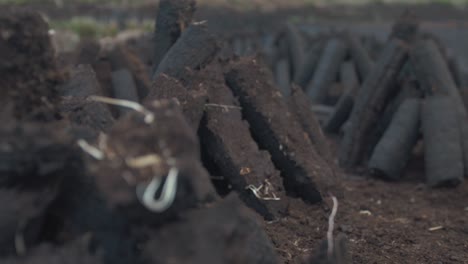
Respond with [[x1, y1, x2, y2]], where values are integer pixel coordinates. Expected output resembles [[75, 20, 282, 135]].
[[196, 64, 288, 220], [254, 13, 467, 187], [152, 0, 196, 74], [301, 14, 467, 187], [226, 58, 339, 203], [0, 9, 64, 121]]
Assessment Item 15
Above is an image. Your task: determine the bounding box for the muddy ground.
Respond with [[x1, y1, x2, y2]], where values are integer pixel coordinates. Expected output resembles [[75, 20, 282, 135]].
[[0, 1, 467, 264]]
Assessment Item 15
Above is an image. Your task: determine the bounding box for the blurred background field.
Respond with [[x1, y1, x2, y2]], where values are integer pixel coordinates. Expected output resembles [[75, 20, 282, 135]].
[[2, 0, 467, 36], [2, 0, 468, 58]]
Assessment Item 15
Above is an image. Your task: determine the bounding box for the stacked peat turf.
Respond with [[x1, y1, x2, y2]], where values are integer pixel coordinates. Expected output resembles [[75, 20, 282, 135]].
[[344, 15, 466, 187], [246, 12, 468, 187], [260, 13, 466, 187], [147, 0, 339, 213]]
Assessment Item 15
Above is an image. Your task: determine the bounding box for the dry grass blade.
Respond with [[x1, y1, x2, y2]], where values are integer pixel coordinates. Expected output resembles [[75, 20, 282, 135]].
[[90, 95, 155, 123], [77, 139, 105, 160]]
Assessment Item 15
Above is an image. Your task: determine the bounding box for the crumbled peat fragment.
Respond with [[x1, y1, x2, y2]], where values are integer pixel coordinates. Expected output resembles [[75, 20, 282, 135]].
[[194, 65, 287, 220], [108, 44, 151, 99], [0, 9, 64, 121], [339, 39, 408, 168], [2, 238, 102, 264], [225, 58, 338, 203], [0, 121, 79, 256], [58, 65, 114, 134], [153, 23, 219, 81], [91, 100, 217, 224], [152, 0, 196, 73], [146, 74, 208, 131], [142, 194, 280, 264]]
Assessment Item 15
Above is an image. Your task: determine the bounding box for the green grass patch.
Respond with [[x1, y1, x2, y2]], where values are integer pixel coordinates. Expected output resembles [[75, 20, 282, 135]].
[[50, 16, 154, 38], [51, 17, 118, 38]]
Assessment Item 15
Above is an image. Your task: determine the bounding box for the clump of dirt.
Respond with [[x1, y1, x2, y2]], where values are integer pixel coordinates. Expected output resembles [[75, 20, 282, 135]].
[[90, 100, 217, 225], [0, 9, 64, 121], [146, 73, 208, 131], [141, 194, 280, 264], [0, 120, 83, 257]]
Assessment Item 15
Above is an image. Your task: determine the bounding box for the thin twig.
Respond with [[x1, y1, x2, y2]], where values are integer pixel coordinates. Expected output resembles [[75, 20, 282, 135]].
[[90, 95, 154, 124], [205, 103, 242, 112], [126, 154, 163, 168], [428, 226, 444, 232], [327, 195, 339, 258], [77, 139, 105, 160], [193, 20, 208, 25], [246, 182, 281, 201]]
